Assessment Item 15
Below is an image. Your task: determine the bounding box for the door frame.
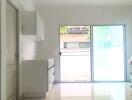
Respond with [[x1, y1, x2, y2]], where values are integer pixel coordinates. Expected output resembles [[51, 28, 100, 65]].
[[7, 1, 20, 99], [59, 24, 127, 83]]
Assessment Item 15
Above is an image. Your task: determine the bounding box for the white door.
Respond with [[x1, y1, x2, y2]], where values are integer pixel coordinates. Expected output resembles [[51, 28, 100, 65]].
[[6, 3, 17, 100]]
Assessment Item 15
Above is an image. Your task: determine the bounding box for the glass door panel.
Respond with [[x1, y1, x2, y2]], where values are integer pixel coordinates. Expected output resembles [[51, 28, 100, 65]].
[[60, 26, 91, 82], [93, 25, 125, 81]]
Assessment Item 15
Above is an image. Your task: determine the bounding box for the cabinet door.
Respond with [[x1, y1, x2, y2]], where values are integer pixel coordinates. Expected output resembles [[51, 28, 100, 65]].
[[23, 11, 36, 35], [23, 11, 44, 40]]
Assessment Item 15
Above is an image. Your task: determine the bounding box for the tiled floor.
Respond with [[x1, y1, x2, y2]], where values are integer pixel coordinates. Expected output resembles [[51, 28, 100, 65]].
[[24, 83, 132, 100]]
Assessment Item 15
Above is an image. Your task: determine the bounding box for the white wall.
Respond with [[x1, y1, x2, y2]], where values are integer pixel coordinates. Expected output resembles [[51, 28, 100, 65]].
[[36, 6, 132, 82], [22, 36, 37, 60], [9, 0, 35, 10]]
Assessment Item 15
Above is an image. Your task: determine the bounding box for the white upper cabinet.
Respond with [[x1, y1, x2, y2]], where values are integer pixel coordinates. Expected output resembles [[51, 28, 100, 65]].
[[22, 11, 44, 40]]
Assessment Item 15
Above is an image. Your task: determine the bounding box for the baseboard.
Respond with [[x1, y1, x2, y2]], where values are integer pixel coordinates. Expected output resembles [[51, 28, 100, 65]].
[[23, 92, 46, 98]]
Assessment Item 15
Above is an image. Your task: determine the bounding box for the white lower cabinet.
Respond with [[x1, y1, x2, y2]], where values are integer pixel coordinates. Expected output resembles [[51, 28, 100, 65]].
[[22, 59, 55, 98]]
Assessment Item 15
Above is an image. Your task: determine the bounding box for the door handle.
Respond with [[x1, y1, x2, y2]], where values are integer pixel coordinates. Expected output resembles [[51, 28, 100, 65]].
[[59, 52, 62, 55]]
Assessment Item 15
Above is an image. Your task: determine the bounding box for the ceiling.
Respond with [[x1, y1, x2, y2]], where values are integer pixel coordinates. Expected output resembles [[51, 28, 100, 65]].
[[33, 0, 132, 7]]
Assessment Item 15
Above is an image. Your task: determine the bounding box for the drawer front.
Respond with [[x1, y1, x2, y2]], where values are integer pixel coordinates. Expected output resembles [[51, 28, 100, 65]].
[[48, 67, 54, 91]]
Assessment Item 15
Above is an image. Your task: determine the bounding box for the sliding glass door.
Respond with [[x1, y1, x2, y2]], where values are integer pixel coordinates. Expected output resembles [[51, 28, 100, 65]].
[[93, 25, 125, 81], [60, 25, 125, 82]]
